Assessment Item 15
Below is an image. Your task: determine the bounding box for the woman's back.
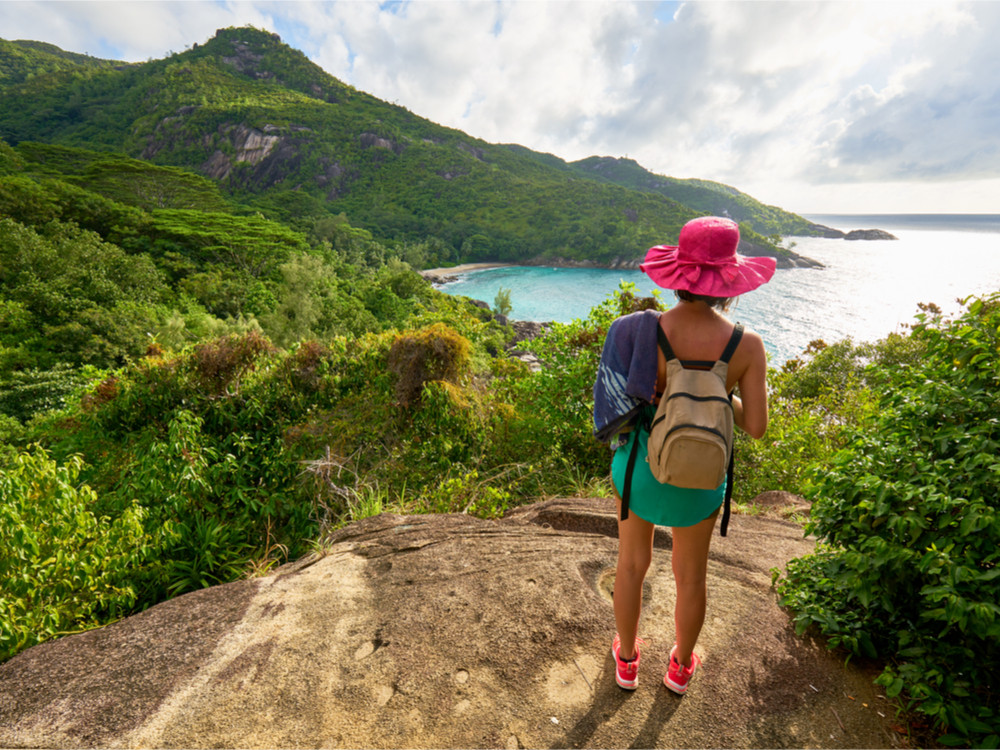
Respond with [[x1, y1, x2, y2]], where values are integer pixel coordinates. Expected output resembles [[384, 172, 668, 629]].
[[657, 301, 768, 438]]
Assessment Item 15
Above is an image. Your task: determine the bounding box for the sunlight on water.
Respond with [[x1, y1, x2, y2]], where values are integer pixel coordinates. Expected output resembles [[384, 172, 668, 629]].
[[438, 215, 1000, 364]]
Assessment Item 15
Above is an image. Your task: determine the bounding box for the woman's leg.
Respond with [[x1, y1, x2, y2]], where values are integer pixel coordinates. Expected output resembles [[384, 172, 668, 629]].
[[670, 507, 720, 666], [614, 494, 655, 659]]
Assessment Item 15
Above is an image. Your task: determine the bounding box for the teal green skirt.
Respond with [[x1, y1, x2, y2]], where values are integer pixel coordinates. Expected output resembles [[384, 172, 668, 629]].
[[611, 410, 725, 527]]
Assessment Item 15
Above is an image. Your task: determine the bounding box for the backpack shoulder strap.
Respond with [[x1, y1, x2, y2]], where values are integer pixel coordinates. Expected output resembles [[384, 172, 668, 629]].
[[661, 323, 745, 368], [719, 323, 744, 363], [720, 444, 735, 536], [656, 324, 677, 362]]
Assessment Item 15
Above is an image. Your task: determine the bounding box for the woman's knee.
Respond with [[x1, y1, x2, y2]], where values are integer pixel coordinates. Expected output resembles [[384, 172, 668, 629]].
[[617, 548, 652, 580]]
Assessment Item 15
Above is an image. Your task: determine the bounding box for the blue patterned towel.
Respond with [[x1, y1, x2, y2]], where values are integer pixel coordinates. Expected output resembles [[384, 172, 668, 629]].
[[592, 309, 661, 447]]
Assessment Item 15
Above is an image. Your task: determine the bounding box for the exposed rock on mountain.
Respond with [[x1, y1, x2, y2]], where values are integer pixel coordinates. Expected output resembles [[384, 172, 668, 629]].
[[0, 497, 901, 749], [200, 124, 282, 180]]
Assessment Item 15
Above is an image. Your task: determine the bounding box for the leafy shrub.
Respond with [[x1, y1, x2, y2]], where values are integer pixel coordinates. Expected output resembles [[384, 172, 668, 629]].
[[775, 294, 1000, 747], [191, 328, 275, 395], [0, 448, 148, 661], [387, 323, 471, 406], [734, 339, 881, 503]]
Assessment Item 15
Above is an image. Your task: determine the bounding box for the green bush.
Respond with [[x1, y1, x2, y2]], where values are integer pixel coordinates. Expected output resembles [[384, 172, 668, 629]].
[[387, 323, 471, 406], [734, 338, 884, 503], [775, 294, 1000, 748], [0, 447, 148, 660]]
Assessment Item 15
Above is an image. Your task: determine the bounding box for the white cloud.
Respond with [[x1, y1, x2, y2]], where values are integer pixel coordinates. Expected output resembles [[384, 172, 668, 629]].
[[2, 0, 999, 212]]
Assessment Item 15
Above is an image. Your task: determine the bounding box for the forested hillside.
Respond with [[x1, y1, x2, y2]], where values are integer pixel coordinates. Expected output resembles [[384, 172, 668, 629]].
[[0, 28, 816, 266], [0, 132, 449, 420]]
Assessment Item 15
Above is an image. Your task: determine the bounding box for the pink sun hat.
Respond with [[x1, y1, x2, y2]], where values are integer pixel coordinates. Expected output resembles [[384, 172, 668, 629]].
[[640, 216, 776, 297]]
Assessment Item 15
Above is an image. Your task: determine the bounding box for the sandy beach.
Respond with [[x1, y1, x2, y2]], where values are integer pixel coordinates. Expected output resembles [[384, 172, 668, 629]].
[[419, 262, 512, 276]]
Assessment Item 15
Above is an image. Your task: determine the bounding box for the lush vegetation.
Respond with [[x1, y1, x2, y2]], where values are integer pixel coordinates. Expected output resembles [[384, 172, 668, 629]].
[[0, 285, 630, 662], [773, 296, 1000, 749], [0, 135, 439, 419], [572, 155, 818, 240]]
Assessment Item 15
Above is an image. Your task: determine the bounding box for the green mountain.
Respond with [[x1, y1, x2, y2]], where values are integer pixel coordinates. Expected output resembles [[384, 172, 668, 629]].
[[0, 27, 820, 266], [570, 156, 816, 238]]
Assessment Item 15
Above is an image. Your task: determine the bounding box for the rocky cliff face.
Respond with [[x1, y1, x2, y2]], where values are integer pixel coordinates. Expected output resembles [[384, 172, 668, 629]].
[[0, 497, 901, 749], [200, 123, 282, 180]]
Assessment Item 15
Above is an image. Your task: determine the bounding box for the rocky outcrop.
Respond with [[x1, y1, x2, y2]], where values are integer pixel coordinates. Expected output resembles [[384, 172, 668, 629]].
[[201, 123, 281, 180], [419, 270, 459, 284], [803, 222, 899, 241], [803, 221, 849, 239], [457, 141, 486, 161], [737, 239, 825, 269], [360, 132, 404, 154], [0, 497, 902, 749], [844, 228, 898, 241]]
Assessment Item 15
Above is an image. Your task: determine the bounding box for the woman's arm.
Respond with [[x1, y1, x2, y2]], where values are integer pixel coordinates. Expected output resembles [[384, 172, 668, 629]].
[[734, 331, 769, 439]]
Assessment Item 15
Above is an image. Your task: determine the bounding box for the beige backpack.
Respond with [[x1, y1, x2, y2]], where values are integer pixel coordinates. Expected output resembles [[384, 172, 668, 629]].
[[648, 323, 742, 488]]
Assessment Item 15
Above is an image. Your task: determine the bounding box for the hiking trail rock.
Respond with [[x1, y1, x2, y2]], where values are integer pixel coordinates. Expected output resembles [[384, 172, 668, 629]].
[[0, 497, 902, 748]]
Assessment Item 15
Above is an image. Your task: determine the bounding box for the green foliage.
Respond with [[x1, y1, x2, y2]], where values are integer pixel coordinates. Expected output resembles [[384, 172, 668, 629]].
[[0, 138, 24, 173], [733, 337, 896, 503], [0, 38, 119, 86], [775, 294, 1000, 747], [0, 364, 102, 423], [0, 217, 167, 373], [571, 155, 822, 240], [0, 447, 148, 661], [147, 208, 309, 279], [0, 139, 444, 425], [14, 141, 231, 212], [387, 323, 472, 406], [494, 287, 513, 317]]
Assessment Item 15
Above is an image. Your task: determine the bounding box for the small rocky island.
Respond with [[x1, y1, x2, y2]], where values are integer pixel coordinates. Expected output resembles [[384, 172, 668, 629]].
[[804, 222, 899, 241]]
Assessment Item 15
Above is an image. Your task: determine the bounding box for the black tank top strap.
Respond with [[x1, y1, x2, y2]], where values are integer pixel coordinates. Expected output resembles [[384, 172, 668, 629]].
[[719, 323, 744, 363]]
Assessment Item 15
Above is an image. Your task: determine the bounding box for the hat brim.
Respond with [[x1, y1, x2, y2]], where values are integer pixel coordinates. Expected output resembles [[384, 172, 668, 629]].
[[640, 245, 777, 297]]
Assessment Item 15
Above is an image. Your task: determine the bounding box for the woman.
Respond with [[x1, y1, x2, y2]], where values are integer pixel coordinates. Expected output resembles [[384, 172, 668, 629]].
[[593, 216, 775, 694]]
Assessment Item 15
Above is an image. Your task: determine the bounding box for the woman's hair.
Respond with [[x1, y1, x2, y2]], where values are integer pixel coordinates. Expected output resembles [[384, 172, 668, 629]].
[[676, 289, 734, 311]]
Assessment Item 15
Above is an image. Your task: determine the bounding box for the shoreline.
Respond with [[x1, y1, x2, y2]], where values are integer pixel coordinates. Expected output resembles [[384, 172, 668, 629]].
[[420, 262, 512, 276], [419, 262, 513, 284]]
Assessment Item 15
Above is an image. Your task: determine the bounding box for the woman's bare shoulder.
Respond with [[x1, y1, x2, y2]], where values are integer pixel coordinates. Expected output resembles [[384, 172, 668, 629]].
[[730, 326, 767, 381]]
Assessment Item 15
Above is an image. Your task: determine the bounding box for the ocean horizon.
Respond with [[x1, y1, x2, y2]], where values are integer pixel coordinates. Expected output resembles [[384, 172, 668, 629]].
[[437, 213, 1000, 365]]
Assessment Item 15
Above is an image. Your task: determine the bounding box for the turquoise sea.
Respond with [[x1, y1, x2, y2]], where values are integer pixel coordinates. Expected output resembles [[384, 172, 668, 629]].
[[437, 214, 1000, 364]]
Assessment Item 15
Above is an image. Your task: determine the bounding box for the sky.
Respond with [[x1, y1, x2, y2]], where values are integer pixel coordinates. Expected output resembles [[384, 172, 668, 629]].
[[2, 0, 999, 215]]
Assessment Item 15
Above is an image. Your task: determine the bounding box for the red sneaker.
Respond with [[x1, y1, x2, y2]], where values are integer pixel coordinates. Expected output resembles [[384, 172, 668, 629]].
[[664, 644, 701, 694], [611, 633, 641, 690]]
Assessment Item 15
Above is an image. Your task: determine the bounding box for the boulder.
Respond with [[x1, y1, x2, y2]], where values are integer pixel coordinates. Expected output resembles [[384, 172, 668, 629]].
[[508, 320, 549, 346], [0, 497, 901, 749]]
